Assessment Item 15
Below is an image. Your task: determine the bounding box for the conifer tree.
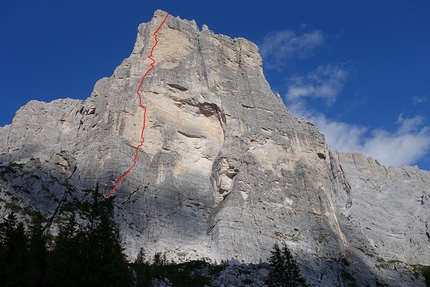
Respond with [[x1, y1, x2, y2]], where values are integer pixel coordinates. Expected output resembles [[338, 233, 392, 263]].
[[27, 216, 48, 287], [84, 192, 131, 286], [265, 243, 308, 287], [135, 247, 146, 264], [46, 212, 84, 287], [0, 212, 31, 286], [47, 185, 131, 286]]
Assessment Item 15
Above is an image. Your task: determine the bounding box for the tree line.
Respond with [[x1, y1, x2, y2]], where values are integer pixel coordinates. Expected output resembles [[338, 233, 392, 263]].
[[0, 185, 308, 286], [0, 186, 131, 287]]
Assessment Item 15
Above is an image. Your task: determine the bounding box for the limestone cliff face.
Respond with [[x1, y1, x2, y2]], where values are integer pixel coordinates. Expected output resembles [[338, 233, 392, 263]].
[[0, 10, 429, 286], [329, 150, 430, 279]]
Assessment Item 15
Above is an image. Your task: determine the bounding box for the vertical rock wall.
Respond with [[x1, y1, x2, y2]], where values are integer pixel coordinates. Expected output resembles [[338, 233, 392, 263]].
[[0, 10, 429, 286]]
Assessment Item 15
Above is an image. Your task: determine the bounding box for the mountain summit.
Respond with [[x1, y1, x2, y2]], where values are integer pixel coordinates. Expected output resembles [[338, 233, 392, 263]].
[[1, 10, 429, 286]]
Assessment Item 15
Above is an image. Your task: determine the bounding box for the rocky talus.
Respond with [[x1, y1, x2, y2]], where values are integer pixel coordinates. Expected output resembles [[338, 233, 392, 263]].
[[0, 10, 429, 286]]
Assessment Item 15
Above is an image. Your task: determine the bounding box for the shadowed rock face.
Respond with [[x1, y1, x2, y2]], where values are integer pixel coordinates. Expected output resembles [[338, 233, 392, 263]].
[[0, 10, 429, 286]]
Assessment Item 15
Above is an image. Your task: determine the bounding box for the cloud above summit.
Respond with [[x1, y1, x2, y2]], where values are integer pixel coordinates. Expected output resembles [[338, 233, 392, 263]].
[[286, 64, 349, 105], [413, 96, 427, 105], [260, 29, 324, 68]]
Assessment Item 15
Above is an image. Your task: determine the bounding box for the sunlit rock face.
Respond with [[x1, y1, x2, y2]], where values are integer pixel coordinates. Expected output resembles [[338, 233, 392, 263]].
[[0, 10, 429, 286]]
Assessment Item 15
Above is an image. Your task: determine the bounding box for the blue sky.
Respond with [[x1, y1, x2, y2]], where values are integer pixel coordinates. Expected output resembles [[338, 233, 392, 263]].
[[1, 1, 429, 170]]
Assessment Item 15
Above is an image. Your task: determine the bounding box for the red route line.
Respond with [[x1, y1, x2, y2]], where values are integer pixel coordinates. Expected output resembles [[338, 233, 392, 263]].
[[108, 13, 169, 199]]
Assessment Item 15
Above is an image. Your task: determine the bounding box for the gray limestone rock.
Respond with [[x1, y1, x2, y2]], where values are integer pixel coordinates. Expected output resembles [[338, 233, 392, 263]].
[[0, 10, 428, 286]]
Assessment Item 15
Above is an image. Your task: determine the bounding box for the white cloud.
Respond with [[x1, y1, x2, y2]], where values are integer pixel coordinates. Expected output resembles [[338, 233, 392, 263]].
[[359, 115, 430, 167], [286, 64, 348, 105], [286, 68, 430, 168], [308, 113, 367, 153], [288, 102, 367, 153], [396, 113, 424, 134], [260, 29, 324, 67], [413, 96, 427, 105]]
